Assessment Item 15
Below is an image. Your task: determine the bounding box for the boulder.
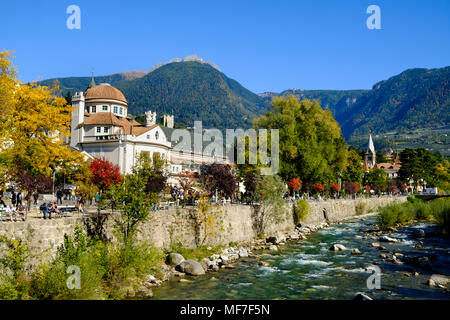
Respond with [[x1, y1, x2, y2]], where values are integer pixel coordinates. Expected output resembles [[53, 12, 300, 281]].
[[200, 258, 212, 272], [238, 248, 249, 258], [266, 232, 286, 245], [136, 286, 153, 299], [351, 249, 362, 255], [371, 243, 381, 248], [220, 255, 230, 265], [428, 274, 449, 287], [211, 265, 220, 272], [353, 293, 373, 300], [269, 245, 278, 251], [166, 253, 185, 266], [329, 244, 347, 251], [176, 259, 206, 276], [289, 233, 300, 240], [379, 235, 398, 243]]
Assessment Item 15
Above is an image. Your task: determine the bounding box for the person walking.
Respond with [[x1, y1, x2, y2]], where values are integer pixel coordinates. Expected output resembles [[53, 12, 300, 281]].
[[11, 191, 17, 207], [56, 189, 63, 205], [0, 190, 6, 207], [33, 191, 39, 205], [17, 191, 23, 206]]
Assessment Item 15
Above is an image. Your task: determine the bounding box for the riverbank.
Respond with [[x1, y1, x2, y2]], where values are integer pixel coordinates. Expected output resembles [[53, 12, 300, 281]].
[[150, 216, 450, 300]]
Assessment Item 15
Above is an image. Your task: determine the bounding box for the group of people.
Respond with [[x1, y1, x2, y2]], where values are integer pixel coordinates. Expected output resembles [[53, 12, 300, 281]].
[[0, 190, 26, 222], [39, 201, 60, 220]]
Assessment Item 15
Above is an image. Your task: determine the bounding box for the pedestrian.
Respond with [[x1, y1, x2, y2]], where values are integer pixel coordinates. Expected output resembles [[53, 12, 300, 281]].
[[56, 189, 63, 205], [17, 191, 23, 206], [0, 190, 6, 207], [40, 202, 50, 220], [33, 191, 39, 205], [11, 191, 16, 207]]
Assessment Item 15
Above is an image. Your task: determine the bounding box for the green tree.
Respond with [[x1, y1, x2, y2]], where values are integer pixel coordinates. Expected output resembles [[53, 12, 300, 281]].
[[341, 149, 364, 184], [364, 168, 388, 194], [398, 148, 438, 189], [253, 96, 349, 184]]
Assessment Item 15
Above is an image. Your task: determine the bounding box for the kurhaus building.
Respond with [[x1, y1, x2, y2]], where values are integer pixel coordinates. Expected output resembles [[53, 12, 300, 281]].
[[69, 78, 228, 185]]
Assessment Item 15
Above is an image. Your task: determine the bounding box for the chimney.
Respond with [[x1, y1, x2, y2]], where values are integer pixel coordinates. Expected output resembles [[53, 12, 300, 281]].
[[145, 110, 156, 127]]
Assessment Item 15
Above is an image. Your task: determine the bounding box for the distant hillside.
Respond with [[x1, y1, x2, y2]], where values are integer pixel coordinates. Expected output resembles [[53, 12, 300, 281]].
[[337, 67, 450, 139], [39, 62, 449, 142], [116, 61, 269, 129], [38, 70, 148, 93], [260, 89, 368, 117]]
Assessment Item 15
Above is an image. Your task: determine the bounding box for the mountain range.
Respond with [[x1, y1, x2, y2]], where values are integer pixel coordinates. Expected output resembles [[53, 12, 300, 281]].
[[38, 58, 449, 145]]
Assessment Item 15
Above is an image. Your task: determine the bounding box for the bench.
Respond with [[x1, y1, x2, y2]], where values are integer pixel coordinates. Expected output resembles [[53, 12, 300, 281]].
[[57, 205, 77, 217]]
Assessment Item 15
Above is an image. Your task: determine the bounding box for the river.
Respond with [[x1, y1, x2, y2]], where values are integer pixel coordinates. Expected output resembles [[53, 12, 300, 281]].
[[152, 217, 450, 300]]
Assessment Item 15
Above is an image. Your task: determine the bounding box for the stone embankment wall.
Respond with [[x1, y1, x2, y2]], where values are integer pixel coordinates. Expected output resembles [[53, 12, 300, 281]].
[[0, 197, 406, 260]]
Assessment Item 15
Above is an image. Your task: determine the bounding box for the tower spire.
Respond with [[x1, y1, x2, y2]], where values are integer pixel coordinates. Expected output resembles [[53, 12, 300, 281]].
[[88, 71, 96, 88]]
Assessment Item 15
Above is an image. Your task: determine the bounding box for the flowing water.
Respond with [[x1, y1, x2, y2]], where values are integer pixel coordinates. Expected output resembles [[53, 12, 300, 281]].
[[152, 217, 450, 300]]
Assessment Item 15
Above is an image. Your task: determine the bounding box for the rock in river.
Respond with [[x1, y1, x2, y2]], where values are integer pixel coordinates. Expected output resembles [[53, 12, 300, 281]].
[[351, 248, 362, 255], [166, 253, 185, 266], [329, 244, 347, 251], [427, 274, 449, 287], [176, 259, 206, 276], [379, 235, 398, 243], [353, 293, 373, 300]]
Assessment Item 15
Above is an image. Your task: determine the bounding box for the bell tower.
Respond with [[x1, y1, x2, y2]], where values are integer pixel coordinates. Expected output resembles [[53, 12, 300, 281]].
[[365, 134, 376, 170]]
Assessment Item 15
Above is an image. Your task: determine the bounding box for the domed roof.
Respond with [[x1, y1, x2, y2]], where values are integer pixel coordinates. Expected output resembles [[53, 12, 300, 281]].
[[85, 84, 127, 104]]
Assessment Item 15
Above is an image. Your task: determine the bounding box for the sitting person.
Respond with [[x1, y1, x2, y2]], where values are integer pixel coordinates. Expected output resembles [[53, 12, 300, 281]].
[[48, 201, 60, 217], [15, 204, 26, 221], [4, 205, 16, 222], [40, 202, 51, 220]]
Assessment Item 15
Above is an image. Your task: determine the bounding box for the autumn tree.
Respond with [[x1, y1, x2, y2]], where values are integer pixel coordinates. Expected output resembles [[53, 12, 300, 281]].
[[313, 183, 324, 194], [90, 158, 122, 194], [200, 163, 238, 198], [331, 183, 340, 194], [344, 182, 360, 195], [0, 51, 83, 208], [73, 160, 99, 201], [288, 177, 302, 195]]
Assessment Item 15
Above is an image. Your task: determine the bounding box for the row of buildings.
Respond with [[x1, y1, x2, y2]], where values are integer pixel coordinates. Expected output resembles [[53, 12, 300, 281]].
[[67, 78, 405, 189]]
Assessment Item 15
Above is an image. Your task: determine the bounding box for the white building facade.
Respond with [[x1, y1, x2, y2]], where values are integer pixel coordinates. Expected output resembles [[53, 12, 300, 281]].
[[69, 81, 229, 184]]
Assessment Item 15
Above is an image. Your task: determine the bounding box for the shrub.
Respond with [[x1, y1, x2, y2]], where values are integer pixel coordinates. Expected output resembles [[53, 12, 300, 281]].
[[294, 199, 309, 224], [430, 198, 450, 234], [377, 203, 415, 229], [413, 202, 433, 221], [355, 202, 367, 215]]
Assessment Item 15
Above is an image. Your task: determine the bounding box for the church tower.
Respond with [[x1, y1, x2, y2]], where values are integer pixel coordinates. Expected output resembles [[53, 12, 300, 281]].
[[365, 134, 376, 170]]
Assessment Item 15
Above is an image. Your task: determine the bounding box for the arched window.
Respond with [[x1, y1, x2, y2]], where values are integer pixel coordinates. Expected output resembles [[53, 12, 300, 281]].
[[155, 131, 159, 140]]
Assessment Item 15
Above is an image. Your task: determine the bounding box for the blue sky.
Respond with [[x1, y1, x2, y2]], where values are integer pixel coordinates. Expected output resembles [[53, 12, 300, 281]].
[[0, 0, 449, 93]]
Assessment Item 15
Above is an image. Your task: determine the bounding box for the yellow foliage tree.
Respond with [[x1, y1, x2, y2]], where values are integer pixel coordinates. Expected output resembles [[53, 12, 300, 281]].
[[0, 50, 83, 205]]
